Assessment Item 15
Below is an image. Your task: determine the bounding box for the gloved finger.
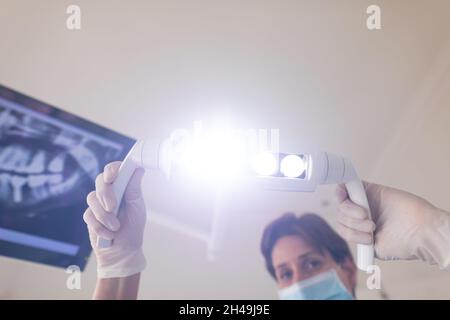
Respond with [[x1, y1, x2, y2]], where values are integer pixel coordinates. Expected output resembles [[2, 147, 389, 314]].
[[103, 161, 122, 183], [335, 184, 348, 203], [95, 173, 117, 213], [336, 223, 373, 245], [124, 168, 145, 202], [94, 173, 107, 210], [337, 209, 376, 233], [86, 191, 120, 231], [339, 199, 369, 219], [83, 208, 115, 240]]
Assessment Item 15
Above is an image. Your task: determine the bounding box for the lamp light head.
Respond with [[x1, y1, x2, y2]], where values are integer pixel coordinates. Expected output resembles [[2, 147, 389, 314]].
[[101, 137, 373, 272]]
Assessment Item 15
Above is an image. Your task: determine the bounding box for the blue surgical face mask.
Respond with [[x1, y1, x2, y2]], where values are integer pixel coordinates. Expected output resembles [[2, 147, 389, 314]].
[[278, 269, 353, 300]]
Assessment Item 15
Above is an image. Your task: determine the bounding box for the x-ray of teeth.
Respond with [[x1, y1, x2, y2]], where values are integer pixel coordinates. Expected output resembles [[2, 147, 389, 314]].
[[0, 125, 106, 211], [0, 104, 123, 213], [0, 86, 134, 269]]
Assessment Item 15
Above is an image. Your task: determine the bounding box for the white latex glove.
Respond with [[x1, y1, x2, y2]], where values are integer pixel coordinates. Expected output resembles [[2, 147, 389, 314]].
[[83, 161, 147, 278], [336, 182, 450, 268]]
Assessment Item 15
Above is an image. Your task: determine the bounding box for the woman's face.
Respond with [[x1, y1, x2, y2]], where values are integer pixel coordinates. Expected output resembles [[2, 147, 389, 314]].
[[271, 235, 356, 293]]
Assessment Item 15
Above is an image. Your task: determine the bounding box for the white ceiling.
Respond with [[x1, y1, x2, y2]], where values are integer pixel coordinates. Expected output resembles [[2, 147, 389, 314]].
[[0, 0, 450, 299]]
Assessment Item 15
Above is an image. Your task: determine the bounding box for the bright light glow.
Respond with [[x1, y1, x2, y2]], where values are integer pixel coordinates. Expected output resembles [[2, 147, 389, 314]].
[[165, 118, 281, 185], [280, 155, 306, 178], [178, 130, 245, 183], [253, 153, 278, 176]]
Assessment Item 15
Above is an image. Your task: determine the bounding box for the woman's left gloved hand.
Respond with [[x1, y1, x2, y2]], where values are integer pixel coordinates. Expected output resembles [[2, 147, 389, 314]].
[[336, 182, 450, 268]]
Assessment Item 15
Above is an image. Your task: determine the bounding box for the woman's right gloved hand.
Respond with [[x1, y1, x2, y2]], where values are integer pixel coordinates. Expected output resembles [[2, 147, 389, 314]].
[[83, 161, 147, 278], [336, 182, 450, 269]]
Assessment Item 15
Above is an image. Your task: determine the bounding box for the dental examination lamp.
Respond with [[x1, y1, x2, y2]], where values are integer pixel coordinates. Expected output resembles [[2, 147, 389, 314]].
[[96, 138, 375, 272]]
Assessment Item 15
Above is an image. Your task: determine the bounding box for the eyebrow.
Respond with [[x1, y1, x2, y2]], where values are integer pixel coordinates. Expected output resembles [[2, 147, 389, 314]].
[[275, 251, 322, 270]]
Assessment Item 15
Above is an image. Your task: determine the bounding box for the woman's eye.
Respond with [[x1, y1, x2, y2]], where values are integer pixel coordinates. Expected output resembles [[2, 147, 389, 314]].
[[304, 259, 323, 272], [279, 270, 293, 281]]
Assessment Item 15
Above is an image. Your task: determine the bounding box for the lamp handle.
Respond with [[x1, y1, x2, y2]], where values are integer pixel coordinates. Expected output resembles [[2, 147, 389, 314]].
[[96, 150, 140, 249], [344, 179, 375, 272]]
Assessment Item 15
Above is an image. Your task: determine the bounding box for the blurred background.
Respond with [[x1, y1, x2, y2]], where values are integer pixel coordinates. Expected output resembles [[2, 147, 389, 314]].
[[0, 0, 450, 299]]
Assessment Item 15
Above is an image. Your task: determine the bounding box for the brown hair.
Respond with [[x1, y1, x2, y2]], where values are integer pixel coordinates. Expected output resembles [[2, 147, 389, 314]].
[[260, 213, 353, 279]]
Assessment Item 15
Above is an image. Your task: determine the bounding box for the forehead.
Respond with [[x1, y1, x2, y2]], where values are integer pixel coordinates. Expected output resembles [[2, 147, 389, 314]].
[[272, 235, 319, 267]]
